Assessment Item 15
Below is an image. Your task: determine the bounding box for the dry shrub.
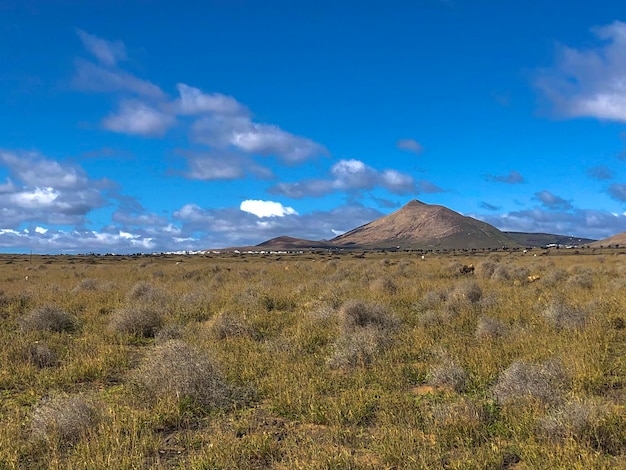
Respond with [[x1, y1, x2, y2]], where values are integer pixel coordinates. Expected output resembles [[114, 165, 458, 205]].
[[418, 290, 448, 310], [125, 281, 165, 303], [328, 326, 387, 369], [338, 300, 399, 334], [431, 398, 485, 427], [567, 273, 593, 289], [543, 300, 587, 330], [155, 324, 185, 344], [19, 305, 79, 333], [132, 340, 233, 409], [330, 300, 399, 370], [427, 360, 469, 392], [109, 305, 162, 337], [490, 265, 511, 282], [211, 310, 256, 340], [475, 316, 507, 339], [477, 261, 497, 279], [30, 394, 100, 444], [536, 399, 605, 441], [369, 277, 397, 295], [72, 278, 99, 292], [542, 268, 567, 286], [492, 359, 568, 406], [451, 280, 482, 304], [25, 342, 58, 368]]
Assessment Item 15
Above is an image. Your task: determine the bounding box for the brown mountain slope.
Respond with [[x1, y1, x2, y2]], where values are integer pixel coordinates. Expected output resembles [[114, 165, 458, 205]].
[[256, 236, 333, 250], [330, 200, 520, 249], [589, 232, 626, 247]]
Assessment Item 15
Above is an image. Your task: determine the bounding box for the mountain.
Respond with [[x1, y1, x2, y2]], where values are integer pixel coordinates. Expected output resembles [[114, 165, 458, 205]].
[[588, 232, 626, 248], [329, 200, 520, 249], [504, 232, 595, 247], [255, 236, 333, 250]]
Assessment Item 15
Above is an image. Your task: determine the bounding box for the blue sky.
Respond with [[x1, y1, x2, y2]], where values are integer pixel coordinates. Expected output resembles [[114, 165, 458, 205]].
[[3, 1, 626, 253]]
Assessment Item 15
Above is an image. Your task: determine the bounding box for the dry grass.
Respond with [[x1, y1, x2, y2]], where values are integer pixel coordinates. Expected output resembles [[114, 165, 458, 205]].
[[0, 251, 624, 469]]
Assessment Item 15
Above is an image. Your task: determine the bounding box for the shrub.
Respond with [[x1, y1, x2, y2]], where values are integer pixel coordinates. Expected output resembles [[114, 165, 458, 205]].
[[211, 310, 256, 340], [328, 326, 386, 370], [155, 324, 185, 344], [369, 277, 398, 295], [72, 278, 99, 292], [131, 340, 233, 409], [427, 361, 469, 392], [492, 359, 568, 406], [477, 261, 497, 279], [25, 342, 58, 368], [537, 399, 604, 441], [125, 281, 165, 303], [30, 394, 100, 444], [475, 317, 507, 339], [451, 280, 482, 304], [543, 300, 587, 330], [19, 305, 78, 333], [109, 305, 162, 337], [490, 265, 511, 282], [338, 300, 399, 333], [567, 273, 593, 289]]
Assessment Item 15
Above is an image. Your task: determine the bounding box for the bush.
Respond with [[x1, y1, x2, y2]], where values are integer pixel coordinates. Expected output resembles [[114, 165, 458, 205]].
[[543, 300, 587, 330], [30, 394, 100, 444], [72, 278, 99, 292], [451, 280, 482, 304], [131, 340, 233, 409], [125, 281, 165, 303], [338, 300, 399, 334], [25, 342, 58, 368], [492, 359, 568, 406], [109, 305, 162, 337], [211, 310, 256, 340], [475, 317, 507, 339], [427, 361, 469, 392], [154, 324, 185, 344], [328, 326, 387, 369], [369, 277, 398, 295], [537, 399, 604, 441], [19, 305, 78, 333]]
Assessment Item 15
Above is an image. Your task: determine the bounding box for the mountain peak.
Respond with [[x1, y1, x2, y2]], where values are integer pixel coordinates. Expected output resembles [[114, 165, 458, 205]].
[[402, 199, 427, 209]]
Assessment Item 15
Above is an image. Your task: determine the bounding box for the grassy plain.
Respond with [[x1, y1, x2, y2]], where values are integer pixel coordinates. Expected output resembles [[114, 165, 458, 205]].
[[0, 249, 624, 469]]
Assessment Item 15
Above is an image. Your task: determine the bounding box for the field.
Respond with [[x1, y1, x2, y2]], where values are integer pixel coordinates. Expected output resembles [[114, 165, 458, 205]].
[[0, 249, 624, 469]]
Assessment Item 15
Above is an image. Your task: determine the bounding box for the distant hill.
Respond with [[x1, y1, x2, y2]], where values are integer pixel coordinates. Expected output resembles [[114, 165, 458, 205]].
[[330, 200, 520, 249], [227, 200, 597, 252], [588, 232, 626, 248], [505, 232, 595, 248], [255, 236, 333, 250]]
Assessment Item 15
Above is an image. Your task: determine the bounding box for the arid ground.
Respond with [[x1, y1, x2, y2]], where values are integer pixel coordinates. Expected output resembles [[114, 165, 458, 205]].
[[1, 249, 624, 469]]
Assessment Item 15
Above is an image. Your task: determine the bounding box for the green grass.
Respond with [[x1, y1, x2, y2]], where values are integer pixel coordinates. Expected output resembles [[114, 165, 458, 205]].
[[0, 250, 624, 468]]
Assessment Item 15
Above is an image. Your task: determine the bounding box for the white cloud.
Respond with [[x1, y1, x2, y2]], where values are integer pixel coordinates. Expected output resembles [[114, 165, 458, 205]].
[[0, 149, 109, 227], [192, 115, 328, 163], [397, 138, 423, 154], [271, 159, 433, 198], [35, 226, 48, 234], [73, 60, 164, 98], [103, 100, 175, 137], [536, 20, 626, 122], [11, 187, 58, 208], [240, 200, 298, 218], [76, 29, 126, 67], [175, 83, 247, 115]]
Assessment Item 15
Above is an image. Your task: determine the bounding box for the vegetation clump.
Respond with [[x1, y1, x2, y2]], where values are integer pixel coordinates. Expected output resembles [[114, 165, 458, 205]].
[[131, 340, 234, 409], [109, 305, 163, 338], [493, 359, 568, 406], [30, 394, 100, 444], [19, 305, 78, 333]]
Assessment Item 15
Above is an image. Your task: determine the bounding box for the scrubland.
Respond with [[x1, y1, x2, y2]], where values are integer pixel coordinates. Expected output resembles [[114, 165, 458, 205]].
[[0, 249, 624, 469]]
